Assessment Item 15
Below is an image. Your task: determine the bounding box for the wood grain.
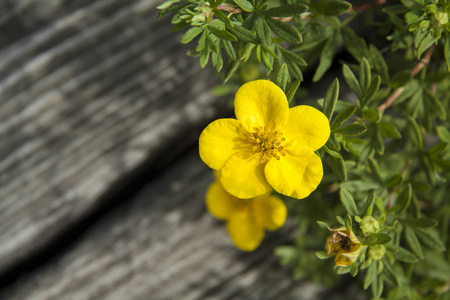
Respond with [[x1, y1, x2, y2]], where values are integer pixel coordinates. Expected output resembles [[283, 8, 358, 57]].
[[0, 0, 228, 275]]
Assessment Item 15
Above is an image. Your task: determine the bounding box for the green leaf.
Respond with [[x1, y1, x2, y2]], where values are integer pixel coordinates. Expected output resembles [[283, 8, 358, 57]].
[[224, 59, 240, 83], [342, 64, 362, 98], [265, 17, 302, 44], [340, 188, 358, 216], [390, 70, 413, 89], [362, 108, 381, 122], [364, 261, 377, 289], [334, 124, 367, 136], [378, 122, 402, 139], [158, 3, 186, 19], [365, 233, 392, 245], [444, 36, 450, 71], [316, 220, 330, 230], [360, 57, 372, 94], [424, 87, 447, 120], [323, 79, 339, 120], [385, 173, 403, 189], [233, 0, 254, 12], [437, 126, 450, 144], [275, 63, 289, 91], [362, 191, 376, 216], [331, 106, 356, 131], [255, 16, 271, 47], [222, 40, 236, 60], [393, 246, 420, 263], [263, 4, 308, 17], [211, 51, 223, 72], [417, 31, 438, 58], [329, 151, 347, 181], [313, 28, 340, 82], [274, 246, 298, 264], [228, 24, 259, 44], [396, 183, 412, 215], [341, 27, 369, 62], [157, 0, 182, 9], [405, 227, 424, 260], [369, 44, 389, 82], [208, 26, 238, 41], [286, 79, 301, 104], [407, 218, 438, 228], [374, 128, 384, 155], [414, 228, 446, 251], [364, 75, 381, 105], [315, 250, 334, 259], [308, 0, 351, 16], [381, 259, 400, 287], [200, 45, 211, 68], [368, 157, 383, 183], [181, 27, 204, 44], [213, 8, 233, 27], [279, 47, 307, 66], [407, 116, 424, 150]]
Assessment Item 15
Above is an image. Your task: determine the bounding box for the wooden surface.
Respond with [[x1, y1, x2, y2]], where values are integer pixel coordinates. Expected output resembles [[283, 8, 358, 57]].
[[0, 1, 364, 299]]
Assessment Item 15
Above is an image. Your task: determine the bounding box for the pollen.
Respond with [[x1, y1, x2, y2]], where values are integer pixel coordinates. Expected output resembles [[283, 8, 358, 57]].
[[249, 127, 286, 162]]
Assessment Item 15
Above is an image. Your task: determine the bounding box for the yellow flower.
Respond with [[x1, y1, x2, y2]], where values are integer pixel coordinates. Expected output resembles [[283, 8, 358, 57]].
[[326, 228, 362, 268], [199, 80, 330, 199], [205, 173, 287, 251]]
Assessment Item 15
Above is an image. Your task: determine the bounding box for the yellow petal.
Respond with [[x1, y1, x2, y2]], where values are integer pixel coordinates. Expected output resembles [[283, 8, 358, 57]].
[[284, 105, 330, 151], [227, 209, 264, 251], [234, 80, 289, 131], [264, 149, 323, 199], [221, 151, 272, 199], [205, 180, 240, 220], [199, 119, 250, 170], [252, 194, 287, 231]]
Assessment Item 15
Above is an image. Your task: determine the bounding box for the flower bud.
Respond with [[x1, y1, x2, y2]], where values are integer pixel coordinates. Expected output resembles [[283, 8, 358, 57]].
[[368, 244, 386, 261], [359, 216, 379, 235], [326, 228, 361, 268]]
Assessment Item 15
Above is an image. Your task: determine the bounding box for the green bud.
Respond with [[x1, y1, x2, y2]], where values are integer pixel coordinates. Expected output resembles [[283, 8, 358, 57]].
[[368, 244, 386, 261], [360, 216, 379, 234]]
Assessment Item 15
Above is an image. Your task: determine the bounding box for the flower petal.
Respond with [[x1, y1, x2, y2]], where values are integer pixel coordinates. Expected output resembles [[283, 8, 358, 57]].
[[252, 194, 287, 231], [234, 80, 289, 131], [284, 105, 330, 151], [205, 180, 240, 220], [199, 119, 250, 170], [227, 209, 264, 251], [221, 151, 272, 199], [265, 149, 323, 199]]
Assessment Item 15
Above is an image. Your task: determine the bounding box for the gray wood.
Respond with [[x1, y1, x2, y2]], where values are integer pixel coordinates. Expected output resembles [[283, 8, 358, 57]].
[[0, 0, 227, 274], [0, 149, 366, 300]]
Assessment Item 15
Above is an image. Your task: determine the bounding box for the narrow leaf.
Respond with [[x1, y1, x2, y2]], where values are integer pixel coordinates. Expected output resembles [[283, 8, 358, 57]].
[[364, 261, 377, 289], [208, 26, 237, 41], [340, 188, 358, 216], [396, 183, 412, 215], [405, 227, 424, 260], [233, 0, 254, 12], [275, 63, 289, 91], [437, 126, 450, 144], [263, 4, 309, 17], [323, 79, 340, 120], [342, 64, 362, 98], [255, 16, 271, 47], [379, 122, 402, 139], [265, 17, 302, 44], [181, 26, 204, 44], [308, 0, 351, 16], [213, 8, 233, 27], [334, 124, 367, 136], [286, 79, 301, 104], [414, 228, 446, 251], [331, 106, 357, 129], [393, 246, 420, 263], [228, 24, 259, 44]]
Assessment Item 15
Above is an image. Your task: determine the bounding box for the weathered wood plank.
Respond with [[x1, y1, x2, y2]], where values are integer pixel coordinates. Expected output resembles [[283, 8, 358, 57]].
[[0, 0, 229, 275], [0, 149, 365, 300]]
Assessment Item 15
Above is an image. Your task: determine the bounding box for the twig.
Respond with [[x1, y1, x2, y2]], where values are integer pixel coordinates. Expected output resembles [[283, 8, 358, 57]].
[[377, 44, 436, 113]]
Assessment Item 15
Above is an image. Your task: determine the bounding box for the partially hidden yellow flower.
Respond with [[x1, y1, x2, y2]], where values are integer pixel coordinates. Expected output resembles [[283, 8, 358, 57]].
[[326, 228, 362, 268], [199, 80, 330, 199], [206, 173, 287, 251]]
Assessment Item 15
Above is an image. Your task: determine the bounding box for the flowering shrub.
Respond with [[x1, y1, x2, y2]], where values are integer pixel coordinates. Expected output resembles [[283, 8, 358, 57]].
[[158, 0, 450, 298]]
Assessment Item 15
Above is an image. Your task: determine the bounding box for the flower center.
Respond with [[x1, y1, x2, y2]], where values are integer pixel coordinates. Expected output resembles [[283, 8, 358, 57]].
[[249, 127, 286, 162]]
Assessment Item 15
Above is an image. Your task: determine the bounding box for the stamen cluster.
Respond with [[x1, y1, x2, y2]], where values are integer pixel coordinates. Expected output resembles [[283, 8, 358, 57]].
[[249, 127, 286, 162]]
